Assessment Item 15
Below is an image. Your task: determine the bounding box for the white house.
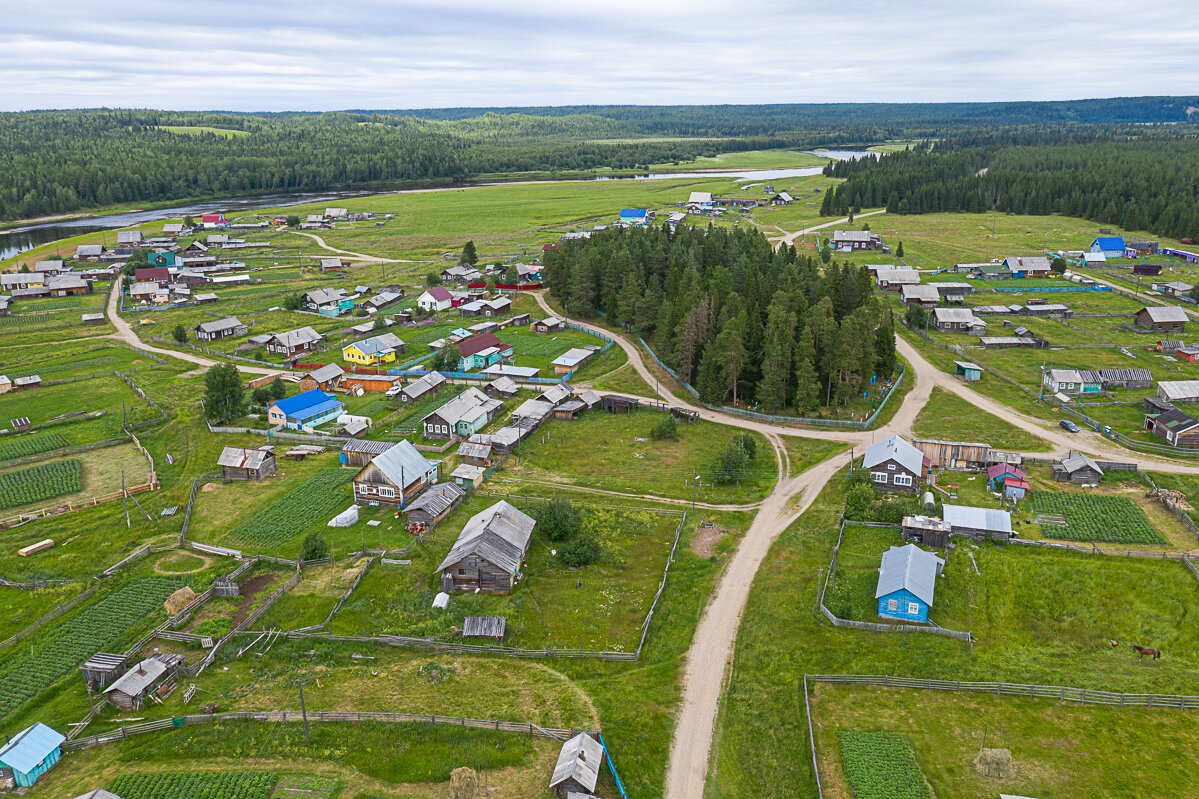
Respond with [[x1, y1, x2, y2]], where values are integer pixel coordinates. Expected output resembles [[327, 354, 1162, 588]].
[[417, 286, 454, 313]]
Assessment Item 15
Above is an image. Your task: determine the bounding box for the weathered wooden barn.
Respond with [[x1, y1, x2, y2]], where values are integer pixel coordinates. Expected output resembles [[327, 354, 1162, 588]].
[[406, 483, 466, 527], [911, 438, 991, 470], [1052, 451, 1105, 483], [436, 501, 535, 593], [217, 446, 276, 481]]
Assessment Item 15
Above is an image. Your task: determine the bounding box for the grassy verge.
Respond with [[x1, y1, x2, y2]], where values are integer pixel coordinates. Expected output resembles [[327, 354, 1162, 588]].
[[912, 387, 1050, 451]]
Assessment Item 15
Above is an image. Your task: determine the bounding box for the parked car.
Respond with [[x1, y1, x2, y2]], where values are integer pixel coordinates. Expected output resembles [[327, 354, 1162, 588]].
[[385, 384, 404, 398], [1059, 419, 1079, 433]]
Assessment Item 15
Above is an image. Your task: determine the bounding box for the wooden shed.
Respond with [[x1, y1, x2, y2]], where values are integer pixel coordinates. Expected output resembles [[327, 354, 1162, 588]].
[[80, 653, 128, 691], [601, 395, 638, 414], [462, 615, 507, 642], [103, 656, 173, 710], [911, 438, 991, 470], [298, 364, 346, 393], [901, 515, 952, 548], [406, 483, 466, 527], [457, 441, 494, 466], [436, 501, 534, 593], [549, 733, 604, 798], [553, 399, 587, 420], [217, 446, 276, 481], [339, 438, 395, 468], [1052, 451, 1104, 484]]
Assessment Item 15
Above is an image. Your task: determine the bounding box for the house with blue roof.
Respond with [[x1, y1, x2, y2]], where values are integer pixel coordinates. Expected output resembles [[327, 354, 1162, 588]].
[[266, 389, 346, 431], [0, 722, 65, 787], [1090, 236, 1127, 258], [618, 208, 651, 226], [875, 544, 945, 623]]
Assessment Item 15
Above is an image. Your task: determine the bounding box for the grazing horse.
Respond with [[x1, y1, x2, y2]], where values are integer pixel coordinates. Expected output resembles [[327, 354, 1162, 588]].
[[1132, 645, 1161, 661]]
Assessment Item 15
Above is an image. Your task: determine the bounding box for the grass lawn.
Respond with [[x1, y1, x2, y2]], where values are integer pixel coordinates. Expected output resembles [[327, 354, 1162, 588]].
[[912, 387, 1050, 451], [812, 684, 1199, 799], [705, 476, 1199, 799], [503, 408, 777, 502], [0, 582, 87, 642], [0, 373, 154, 430]]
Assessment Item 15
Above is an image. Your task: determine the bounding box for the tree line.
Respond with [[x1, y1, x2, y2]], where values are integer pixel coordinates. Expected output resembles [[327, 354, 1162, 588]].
[[820, 130, 1199, 240], [543, 225, 896, 414]]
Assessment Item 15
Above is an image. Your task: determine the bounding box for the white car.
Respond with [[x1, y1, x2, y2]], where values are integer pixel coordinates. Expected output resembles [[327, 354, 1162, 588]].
[[385, 384, 404, 398]]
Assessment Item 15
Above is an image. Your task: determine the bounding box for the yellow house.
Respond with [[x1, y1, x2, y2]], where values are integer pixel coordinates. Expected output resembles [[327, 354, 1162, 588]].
[[342, 332, 406, 366]]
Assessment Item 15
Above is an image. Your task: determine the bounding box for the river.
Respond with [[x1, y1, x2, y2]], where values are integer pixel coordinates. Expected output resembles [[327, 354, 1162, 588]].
[[0, 150, 872, 261]]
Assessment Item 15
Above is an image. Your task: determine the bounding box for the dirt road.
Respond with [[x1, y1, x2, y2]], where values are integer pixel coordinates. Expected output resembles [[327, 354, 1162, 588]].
[[103, 275, 281, 376], [771, 208, 888, 247], [290, 231, 415, 264]]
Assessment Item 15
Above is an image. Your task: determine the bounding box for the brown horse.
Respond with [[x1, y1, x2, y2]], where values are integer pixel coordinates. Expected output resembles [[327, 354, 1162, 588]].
[[1132, 645, 1161, 661]]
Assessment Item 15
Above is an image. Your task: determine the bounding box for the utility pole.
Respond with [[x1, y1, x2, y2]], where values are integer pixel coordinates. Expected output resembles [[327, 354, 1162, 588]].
[[298, 679, 311, 743], [691, 469, 698, 512]]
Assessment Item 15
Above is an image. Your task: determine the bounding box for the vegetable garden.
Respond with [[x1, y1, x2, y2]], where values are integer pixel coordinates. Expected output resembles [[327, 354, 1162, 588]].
[[0, 577, 179, 715], [1031, 493, 1165, 544], [227, 469, 355, 547], [109, 770, 278, 799], [0, 432, 69, 462], [838, 731, 933, 799], [0, 314, 54, 327], [10, 353, 121, 378], [0, 459, 82, 510]]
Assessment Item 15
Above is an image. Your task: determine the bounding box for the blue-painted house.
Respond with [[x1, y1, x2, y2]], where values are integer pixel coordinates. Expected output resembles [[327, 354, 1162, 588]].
[[147, 250, 176, 268], [0, 722, 65, 787], [266, 389, 346, 431], [619, 208, 650, 226], [1090, 236, 1127, 258], [875, 544, 945, 623]]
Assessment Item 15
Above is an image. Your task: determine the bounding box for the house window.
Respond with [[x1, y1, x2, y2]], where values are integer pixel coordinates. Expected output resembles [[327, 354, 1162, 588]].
[[887, 599, 898, 611], [893, 474, 913, 487], [379, 487, 395, 498], [458, 568, 466, 575], [887, 463, 895, 470], [871, 472, 888, 484], [908, 602, 920, 616]]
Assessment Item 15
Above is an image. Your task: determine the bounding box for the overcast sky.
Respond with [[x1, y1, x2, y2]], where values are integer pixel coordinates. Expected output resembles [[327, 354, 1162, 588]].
[[2, 0, 1197, 111]]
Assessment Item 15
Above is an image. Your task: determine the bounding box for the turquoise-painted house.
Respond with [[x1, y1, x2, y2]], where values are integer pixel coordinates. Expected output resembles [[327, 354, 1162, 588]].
[[147, 250, 176, 268], [875, 544, 944, 623], [0, 722, 65, 787]]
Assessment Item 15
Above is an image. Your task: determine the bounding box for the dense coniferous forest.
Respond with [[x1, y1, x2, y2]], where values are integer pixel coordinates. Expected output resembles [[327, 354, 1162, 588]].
[[543, 225, 896, 414], [821, 130, 1199, 239], [1, 97, 1196, 221]]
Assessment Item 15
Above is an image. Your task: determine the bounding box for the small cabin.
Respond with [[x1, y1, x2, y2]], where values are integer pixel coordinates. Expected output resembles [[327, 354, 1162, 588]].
[[436, 501, 534, 593], [406, 483, 465, 527], [549, 733, 605, 798], [0, 723, 65, 788], [103, 656, 176, 710], [875, 544, 944, 623], [1052, 451, 1104, 484], [217, 446, 276, 481]]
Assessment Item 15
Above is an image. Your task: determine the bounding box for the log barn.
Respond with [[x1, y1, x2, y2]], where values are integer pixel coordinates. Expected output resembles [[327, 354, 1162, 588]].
[[436, 501, 534, 593]]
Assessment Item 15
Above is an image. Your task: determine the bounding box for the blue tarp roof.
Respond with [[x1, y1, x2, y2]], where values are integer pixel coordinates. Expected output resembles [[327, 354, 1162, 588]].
[[619, 209, 648, 218], [271, 389, 344, 420], [0, 723, 64, 774], [1093, 236, 1126, 249]]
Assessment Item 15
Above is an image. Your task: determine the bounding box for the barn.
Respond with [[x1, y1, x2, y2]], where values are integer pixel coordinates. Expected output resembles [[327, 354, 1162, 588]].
[[339, 438, 395, 467], [1052, 451, 1104, 484], [901, 515, 952, 548], [217, 446, 276, 481], [941, 504, 1013, 541], [0, 723, 65, 788], [549, 733, 605, 798], [1135, 306, 1187, 334], [911, 439, 990, 470], [103, 656, 174, 710], [436, 501, 535, 593], [875, 544, 944, 623], [406, 483, 466, 527]]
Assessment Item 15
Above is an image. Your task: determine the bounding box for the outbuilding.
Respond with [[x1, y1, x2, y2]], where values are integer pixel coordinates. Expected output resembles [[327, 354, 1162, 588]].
[[549, 733, 605, 798], [406, 483, 466, 527], [435, 500, 535, 593], [954, 361, 982, 382], [339, 438, 395, 467], [1052, 451, 1104, 484], [942, 503, 1013, 541], [217, 446, 276, 481], [298, 363, 346, 393], [451, 463, 487, 489], [103, 656, 173, 710], [1135, 306, 1187, 334], [0, 723, 65, 788]]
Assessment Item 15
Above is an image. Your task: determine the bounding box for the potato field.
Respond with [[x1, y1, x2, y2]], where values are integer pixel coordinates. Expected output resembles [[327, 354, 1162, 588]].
[[838, 731, 933, 799], [227, 468, 355, 546], [0, 432, 69, 462], [0, 577, 179, 715], [1031, 493, 1166, 544], [0, 459, 82, 510], [109, 770, 278, 799]]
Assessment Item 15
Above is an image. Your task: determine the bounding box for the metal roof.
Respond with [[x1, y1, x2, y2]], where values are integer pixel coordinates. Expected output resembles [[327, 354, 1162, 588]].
[[72, 790, 123, 799], [553, 348, 592, 368], [1058, 451, 1104, 476], [541, 383, 574, 405], [457, 441, 493, 460], [346, 333, 404, 356], [512, 399, 555, 423], [1142, 306, 1188, 323], [435, 500, 535, 575], [0, 722, 65, 775], [407, 482, 465, 516], [196, 317, 243, 334], [487, 376, 519, 394], [307, 363, 345, 384], [1158, 381, 1199, 401], [954, 361, 982, 371], [550, 733, 604, 793], [370, 440, 436, 491], [934, 308, 981, 324], [340, 439, 395, 455], [874, 544, 944, 606], [451, 463, 487, 481], [425, 387, 497, 427], [863, 434, 925, 476], [942, 503, 1012, 535], [104, 657, 167, 698], [1092, 236, 1126, 249], [271, 389, 343, 419], [272, 326, 324, 348]]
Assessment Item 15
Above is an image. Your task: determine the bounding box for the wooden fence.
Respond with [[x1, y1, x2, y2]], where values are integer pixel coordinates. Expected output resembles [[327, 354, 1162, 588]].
[[0, 436, 127, 471], [61, 709, 588, 752], [266, 630, 641, 662], [0, 583, 101, 651], [290, 555, 377, 633], [186, 571, 301, 677]]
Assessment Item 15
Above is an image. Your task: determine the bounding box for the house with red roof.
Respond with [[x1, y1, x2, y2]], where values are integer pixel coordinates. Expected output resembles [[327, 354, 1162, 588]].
[[417, 286, 455, 312]]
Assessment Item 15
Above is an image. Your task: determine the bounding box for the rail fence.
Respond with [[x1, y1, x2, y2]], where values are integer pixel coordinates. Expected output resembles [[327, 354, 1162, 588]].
[[0, 583, 102, 652], [0, 437, 127, 471]]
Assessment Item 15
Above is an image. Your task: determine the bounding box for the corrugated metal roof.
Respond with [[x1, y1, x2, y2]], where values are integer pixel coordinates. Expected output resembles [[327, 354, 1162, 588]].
[[942, 503, 1012, 535], [217, 446, 271, 470], [874, 544, 944, 606], [104, 657, 167, 698], [271, 389, 343, 419], [1158, 381, 1199, 401], [863, 435, 924, 476], [371, 440, 436, 490], [407, 483, 465, 516], [550, 733, 604, 793], [457, 442, 493, 460], [341, 439, 395, 455], [308, 364, 345, 384], [1142, 306, 1188, 323], [0, 722, 65, 775]]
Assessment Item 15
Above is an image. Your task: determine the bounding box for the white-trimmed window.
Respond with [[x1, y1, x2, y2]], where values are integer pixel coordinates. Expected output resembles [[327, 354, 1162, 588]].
[[887, 463, 896, 470], [871, 472, 888, 484], [887, 599, 898, 611], [908, 602, 920, 615], [379, 486, 395, 498], [893, 474, 913, 487]]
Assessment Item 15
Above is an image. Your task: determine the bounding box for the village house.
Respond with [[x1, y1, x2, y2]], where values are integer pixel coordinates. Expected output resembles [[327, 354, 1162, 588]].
[[342, 333, 406, 365], [364, 289, 405, 312], [1154, 281, 1194, 299], [931, 308, 985, 334], [1081, 251, 1107, 267], [417, 286, 455, 313], [34, 260, 65, 276], [549, 733, 605, 798], [134, 266, 171, 286], [422, 387, 503, 440], [1158, 380, 1199, 404], [353, 439, 439, 506], [1002, 256, 1051, 277], [266, 389, 345, 430], [103, 655, 182, 710], [942, 504, 1013, 541], [303, 288, 352, 315], [618, 208, 651, 226], [832, 230, 885, 251], [768, 191, 794, 205], [0, 723, 65, 788], [194, 317, 247, 342], [200, 213, 228, 228], [298, 363, 346, 393], [1134, 305, 1187, 333], [0, 273, 43, 292], [406, 483, 466, 527], [458, 333, 513, 371], [127, 281, 160, 303], [485, 376, 520, 398], [900, 284, 939, 307], [1090, 236, 1127, 258], [436, 500, 535, 593], [163, 222, 185, 237], [116, 230, 143, 248], [319, 258, 344, 272], [265, 327, 324, 358], [217, 446, 276, 481], [933, 282, 974, 302], [532, 316, 565, 333], [441, 264, 482, 284], [552, 347, 596, 375], [687, 191, 713, 210], [399, 371, 447, 402], [1042, 368, 1102, 396], [875, 544, 944, 623], [459, 296, 512, 317], [1146, 406, 1199, 448], [862, 434, 927, 494], [1053, 451, 1104, 483], [75, 244, 106, 260], [45, 274, 91, 297]]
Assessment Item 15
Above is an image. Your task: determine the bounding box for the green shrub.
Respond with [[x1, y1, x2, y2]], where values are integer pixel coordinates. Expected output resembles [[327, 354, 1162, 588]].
[[650, 415, 678, 440], [559, 534, 602, 567], [532, 498, 582, 542]]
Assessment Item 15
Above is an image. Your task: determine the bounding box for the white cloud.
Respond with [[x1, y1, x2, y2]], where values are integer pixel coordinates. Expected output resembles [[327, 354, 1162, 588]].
[[0, 0, 1196, 110]]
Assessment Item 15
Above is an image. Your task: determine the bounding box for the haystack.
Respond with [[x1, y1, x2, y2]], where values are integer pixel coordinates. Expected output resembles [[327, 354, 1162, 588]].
[[164, 586, 196, 615], [450, 766, 479, 799], [973, 747, 1013, 779]]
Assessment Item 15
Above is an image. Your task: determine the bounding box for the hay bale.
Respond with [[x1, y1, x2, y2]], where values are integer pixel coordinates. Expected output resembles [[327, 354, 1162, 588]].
[[164, 586, 196, 615], [450, 766, 478, 799], [973, 747, 1013, 779]]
